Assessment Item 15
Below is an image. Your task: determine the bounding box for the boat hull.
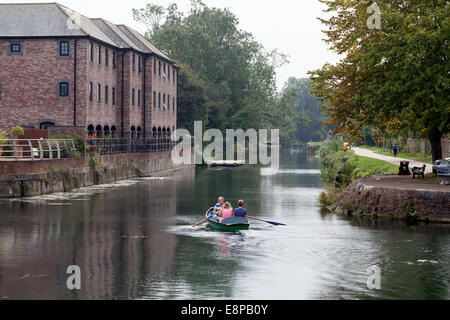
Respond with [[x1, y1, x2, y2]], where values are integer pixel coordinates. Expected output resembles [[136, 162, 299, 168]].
[[205, 208, 249, 232]]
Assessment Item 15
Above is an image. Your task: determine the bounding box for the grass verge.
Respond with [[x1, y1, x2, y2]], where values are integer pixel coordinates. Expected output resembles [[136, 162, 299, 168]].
[[359, 145, 432, 163]]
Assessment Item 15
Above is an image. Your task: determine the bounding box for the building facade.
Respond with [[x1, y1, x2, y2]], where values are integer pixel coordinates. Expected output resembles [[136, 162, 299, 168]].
[[0, 3, 177, 139]]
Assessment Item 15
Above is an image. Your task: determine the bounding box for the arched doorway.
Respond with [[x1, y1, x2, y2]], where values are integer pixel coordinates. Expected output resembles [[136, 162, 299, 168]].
[[137, 127, 142, 139], [87, 125, 95, 137], [111, 125, 117, 138], [96, 125, 102, 138], [104, 125, 110, 138]]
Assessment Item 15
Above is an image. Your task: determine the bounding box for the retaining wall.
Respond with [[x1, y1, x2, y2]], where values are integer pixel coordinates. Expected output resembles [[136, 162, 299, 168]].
[[0, 151, 189, 198]]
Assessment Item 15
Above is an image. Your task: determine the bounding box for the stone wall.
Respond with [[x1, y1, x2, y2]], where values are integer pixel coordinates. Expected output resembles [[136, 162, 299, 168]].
[[0, 151, 190, 198], [333, 178, 450, 223]]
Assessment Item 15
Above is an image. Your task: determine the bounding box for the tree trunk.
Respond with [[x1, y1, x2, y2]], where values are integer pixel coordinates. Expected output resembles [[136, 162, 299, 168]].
[[429, 127, 442, 162]]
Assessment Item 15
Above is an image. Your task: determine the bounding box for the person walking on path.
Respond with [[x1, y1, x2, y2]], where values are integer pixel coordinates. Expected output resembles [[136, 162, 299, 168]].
[[393, 140, 399, 158]]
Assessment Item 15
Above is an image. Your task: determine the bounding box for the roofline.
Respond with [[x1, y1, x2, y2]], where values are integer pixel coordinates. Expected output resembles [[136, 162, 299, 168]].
[[0, 2, 178, 66], [0, 35, 178, 65]]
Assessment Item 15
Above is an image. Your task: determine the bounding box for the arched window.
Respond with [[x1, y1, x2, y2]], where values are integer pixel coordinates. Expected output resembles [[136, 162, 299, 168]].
[[40, 121, 56, 130], [137, 127, 142, 139], [111, 125, 117, 138], [96, 125, 102, 138], [104, 125, 110, 137], [131, 126, 136, 139], [87, 124, 95, 137]]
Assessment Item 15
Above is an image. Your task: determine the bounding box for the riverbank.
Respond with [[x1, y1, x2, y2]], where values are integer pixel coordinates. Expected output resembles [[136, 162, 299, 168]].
[[330, 175, 450, 223], [0, 152, 192, 198], [319, 140, 449, 223]]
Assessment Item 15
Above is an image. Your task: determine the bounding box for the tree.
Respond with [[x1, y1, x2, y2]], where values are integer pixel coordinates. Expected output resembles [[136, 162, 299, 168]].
[[134, 0, 290, 134], [281, 77, 327, 143], [309, 0, 449, 161]]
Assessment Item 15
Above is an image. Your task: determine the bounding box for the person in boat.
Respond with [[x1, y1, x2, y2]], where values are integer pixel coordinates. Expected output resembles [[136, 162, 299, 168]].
[[233, 200, 247, 218], [217, 202, 233, 223], [213, 197, 225, 215]]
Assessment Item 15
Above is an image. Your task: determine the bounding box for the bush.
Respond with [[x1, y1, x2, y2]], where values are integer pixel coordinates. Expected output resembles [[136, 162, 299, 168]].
[[10, 126, 24, 138], [48, 134, 85, 158]]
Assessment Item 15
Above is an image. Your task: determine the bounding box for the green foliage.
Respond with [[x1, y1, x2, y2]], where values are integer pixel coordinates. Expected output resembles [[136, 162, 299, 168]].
[[0, 130, 8, 140], [134, 0, 292, 135], [280, 77, 330, 144], [90, 154, 100, 169], [310, 0, 450, 161], [319, 139, 398, 187], [10, 126, 24, 138], [49, 134, 85, 158], [405, 201, 419, 224]]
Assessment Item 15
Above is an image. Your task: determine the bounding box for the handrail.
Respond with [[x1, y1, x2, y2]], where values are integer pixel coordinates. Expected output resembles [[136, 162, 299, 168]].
[[0, 138, 76, 161]]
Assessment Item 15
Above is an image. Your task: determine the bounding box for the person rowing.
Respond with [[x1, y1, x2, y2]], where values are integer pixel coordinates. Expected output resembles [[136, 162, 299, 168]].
[[213, 196, 225, 216]]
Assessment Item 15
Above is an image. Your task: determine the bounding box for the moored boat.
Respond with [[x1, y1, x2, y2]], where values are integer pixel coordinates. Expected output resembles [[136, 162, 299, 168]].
[[205, 207, 250, 232]]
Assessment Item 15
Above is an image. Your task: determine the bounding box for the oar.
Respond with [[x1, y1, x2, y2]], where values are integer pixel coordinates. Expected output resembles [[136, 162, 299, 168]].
[[192, 207, 216, 228], [192, 217, 209, 228], [247, 216, 286, 226]]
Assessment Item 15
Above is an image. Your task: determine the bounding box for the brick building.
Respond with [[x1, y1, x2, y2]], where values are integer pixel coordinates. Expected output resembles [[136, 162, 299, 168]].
[[0, 3, 178, 139]]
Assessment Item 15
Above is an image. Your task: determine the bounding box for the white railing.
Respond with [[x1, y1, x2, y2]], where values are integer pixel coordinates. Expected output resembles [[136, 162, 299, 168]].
[[0, 139, 76, 160]]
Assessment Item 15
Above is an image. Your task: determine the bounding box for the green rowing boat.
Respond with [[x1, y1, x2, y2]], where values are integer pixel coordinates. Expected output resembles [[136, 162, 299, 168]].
[[205, 207, 250, 232]]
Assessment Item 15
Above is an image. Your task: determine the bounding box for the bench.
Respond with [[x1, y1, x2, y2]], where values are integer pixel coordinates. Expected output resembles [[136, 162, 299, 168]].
[[412, 164, 426, 179], [436, 165, 450, 185]]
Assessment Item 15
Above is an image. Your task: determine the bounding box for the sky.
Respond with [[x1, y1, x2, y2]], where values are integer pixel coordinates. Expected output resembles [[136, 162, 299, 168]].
[[4, 0, 341, 90]]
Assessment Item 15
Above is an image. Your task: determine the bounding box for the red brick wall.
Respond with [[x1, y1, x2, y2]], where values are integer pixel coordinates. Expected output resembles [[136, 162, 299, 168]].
[[0, 37, 177, 138], [0, 38, 78, 130], [85, 39, 120, 133], [150, 57, 177, 135]]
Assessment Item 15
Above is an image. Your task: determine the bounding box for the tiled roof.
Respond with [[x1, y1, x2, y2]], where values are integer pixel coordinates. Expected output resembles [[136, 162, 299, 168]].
[[0, 2, 174, 63]]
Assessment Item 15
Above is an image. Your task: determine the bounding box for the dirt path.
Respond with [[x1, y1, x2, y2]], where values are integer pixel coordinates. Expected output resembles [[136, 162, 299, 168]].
[[352, 147, 433, 174]]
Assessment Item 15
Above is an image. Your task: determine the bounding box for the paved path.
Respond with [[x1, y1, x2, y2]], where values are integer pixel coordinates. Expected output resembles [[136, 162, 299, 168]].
[[352, 147, 433, 174]]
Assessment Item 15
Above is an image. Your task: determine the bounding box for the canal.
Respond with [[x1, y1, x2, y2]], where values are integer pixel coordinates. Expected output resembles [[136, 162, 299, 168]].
[[0, 152, 449, 299]]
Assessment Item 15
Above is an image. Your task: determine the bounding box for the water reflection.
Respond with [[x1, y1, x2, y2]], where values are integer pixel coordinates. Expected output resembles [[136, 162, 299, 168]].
[[0, 153, 449, 300]]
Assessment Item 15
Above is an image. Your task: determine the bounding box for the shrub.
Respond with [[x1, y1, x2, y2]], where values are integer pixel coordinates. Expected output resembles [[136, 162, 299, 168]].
[[49, 134, 85, 158], [10, 126, 24, 138]]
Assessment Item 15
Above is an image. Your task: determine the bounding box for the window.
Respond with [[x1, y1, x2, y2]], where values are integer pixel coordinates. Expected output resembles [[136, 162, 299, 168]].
[[112, 52, 116, 69], [163, 94, 166, 110], [138, 56, 142, 73], [105, 48, 109, 67], [168, 94, 170, 109], [10, 43, 21, 53], [158, 92, 161, 109], [60, 41, 69, 56], [163, 63, 166, 78], [132, 54, 136, 72], [159, 61, 161, 76], [105, 86, 109, 104], [173, 69, 175, 85], [59, 82, 69, 97], [168, 65, 170, 80], [89, 82, 93, 101], [138, 90, 141, 107], [112, 87, 116, 106], [90, 43, 94, 62], [132, 88, 135, 106], [97, 84, 101, 103], [154, 59, 156, 75], [153, 91, 156, 109], [173, 97, 175, 111], [98, 46, 102, 64]]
